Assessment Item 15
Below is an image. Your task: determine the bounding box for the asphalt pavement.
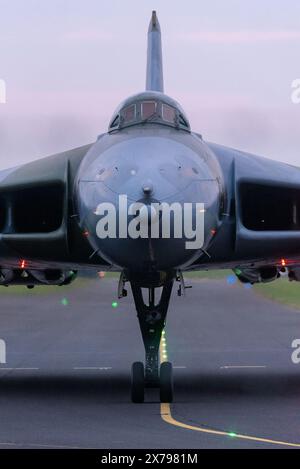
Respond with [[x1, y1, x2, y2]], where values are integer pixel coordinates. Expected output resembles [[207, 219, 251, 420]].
[[0, 276, 299, 448]]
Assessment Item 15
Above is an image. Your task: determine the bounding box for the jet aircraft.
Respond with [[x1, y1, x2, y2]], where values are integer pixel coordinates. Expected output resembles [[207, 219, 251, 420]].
[[1, 11, 300, 403]]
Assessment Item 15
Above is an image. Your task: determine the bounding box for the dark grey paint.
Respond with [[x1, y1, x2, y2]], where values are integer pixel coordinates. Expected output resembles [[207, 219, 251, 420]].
[[0, 11, 299, 278]]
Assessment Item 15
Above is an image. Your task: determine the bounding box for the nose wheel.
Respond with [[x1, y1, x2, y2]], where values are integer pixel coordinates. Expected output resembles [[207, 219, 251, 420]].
[[159, 361, 173, 403], [131, 362, 145, 403], [130, 280, 174, 403], [131, 361, 174, 403]]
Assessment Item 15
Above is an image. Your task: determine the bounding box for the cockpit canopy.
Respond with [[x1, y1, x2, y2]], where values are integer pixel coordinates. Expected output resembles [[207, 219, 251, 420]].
[[108, 91, 190, 132]]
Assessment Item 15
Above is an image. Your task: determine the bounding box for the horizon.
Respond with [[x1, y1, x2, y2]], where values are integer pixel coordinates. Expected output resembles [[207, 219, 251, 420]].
[[0, 0, 299, 169]]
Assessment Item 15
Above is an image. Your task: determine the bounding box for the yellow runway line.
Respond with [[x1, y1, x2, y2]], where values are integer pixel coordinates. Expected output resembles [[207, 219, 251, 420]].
[[160, 402, 300, 448], [159, 334, 300, 448]]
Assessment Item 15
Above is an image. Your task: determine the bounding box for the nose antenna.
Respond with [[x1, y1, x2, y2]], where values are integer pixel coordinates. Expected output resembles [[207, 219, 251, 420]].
[[146, 11, 164, 92], [142, 182, 153, 196]]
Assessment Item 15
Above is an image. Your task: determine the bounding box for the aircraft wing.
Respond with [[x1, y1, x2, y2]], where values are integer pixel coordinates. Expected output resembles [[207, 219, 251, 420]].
[[2, 135, 300, 286], [0, 143, 111, 286], [189, 140, 300, 278]]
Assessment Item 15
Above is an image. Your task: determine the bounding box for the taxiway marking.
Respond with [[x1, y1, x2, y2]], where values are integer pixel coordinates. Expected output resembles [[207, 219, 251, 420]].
[[160, 403, 300, 448], [220, 365, 266, 369], [0, 367, 39, 371], [159, 335, 300, 448], [0, 441, 83, 449], [73, 367, 112, 370]]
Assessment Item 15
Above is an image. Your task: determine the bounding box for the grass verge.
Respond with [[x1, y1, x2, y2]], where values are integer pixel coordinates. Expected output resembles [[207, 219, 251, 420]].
[[255, 277, 300, 310]]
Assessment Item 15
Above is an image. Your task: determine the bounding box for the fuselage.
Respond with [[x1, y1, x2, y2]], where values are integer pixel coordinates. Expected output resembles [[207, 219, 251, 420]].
[[75, 92, 225, 274]]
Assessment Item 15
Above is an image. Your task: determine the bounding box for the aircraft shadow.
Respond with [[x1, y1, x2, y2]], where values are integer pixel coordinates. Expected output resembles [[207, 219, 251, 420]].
[[0, 370, 299, 404], [173, 370, 300, 403]]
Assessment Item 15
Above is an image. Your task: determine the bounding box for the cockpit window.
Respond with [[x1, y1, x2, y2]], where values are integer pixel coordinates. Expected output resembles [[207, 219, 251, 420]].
[[179, 114, 188, 127], [110, 114, 120, 129], [162, 104, 176, 123], [109, 94, 190, 132], [141, 101, 157, 119], [123, 104, 136, 122]]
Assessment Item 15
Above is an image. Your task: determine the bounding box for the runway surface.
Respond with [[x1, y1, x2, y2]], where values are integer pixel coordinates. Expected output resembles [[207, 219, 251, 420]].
[[0, 276, 300, 449]]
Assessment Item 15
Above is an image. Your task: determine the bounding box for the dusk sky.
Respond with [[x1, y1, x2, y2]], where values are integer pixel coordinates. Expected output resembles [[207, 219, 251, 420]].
[[0, 0, 299, 169]]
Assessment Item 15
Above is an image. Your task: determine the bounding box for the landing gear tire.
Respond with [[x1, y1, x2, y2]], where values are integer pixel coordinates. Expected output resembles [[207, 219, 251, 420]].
[[160, 362, 173, 403], [131, 362, 145, 403]]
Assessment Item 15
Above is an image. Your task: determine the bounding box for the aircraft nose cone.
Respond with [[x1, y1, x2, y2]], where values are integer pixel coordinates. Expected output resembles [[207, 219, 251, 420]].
[[76, 134, 222, 271], [77, 136, 215, 202]]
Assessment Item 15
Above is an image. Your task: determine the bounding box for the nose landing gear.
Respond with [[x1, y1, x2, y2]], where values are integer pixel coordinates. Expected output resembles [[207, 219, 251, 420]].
[[130, 280, 174, 403], [131, 360, 173, 403], [131, 361, 145, 403]]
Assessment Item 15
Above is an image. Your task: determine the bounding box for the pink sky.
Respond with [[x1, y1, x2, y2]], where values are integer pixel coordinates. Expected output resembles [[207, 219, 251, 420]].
[[0, 0, 299, 169]]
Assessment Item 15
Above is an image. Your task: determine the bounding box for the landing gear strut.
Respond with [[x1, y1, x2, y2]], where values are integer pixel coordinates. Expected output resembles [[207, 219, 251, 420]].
[[130, 280, 174, 403]]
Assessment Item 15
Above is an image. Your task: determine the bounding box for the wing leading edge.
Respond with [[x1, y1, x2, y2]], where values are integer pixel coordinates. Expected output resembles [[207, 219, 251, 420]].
[[0, 144, 111, 277]]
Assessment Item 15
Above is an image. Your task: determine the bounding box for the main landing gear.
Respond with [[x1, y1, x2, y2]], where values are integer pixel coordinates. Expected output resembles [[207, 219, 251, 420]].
[[130, 280, 174, 403]]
